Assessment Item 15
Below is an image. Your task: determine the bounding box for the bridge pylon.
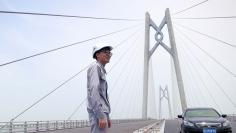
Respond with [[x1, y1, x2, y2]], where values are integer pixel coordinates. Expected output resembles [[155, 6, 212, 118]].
[[142, 8, 187, 119], [159, 86, 172, 119]]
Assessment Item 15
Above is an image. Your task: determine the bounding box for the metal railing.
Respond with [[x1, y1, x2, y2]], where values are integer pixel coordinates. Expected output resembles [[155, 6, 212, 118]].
[[0, 119, 148, 133], [0, 120, 90, 133], [227, 114, 236, 122]]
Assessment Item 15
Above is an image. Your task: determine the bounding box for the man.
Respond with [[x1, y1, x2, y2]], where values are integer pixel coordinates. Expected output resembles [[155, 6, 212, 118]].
[[87, 43, 113, 133]]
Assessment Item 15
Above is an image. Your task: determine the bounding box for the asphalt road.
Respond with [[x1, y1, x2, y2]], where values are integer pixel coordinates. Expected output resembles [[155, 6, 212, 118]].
[[44, 120, 158, 133], [37, 119, 236, 133], [164, 119, 181, 133]]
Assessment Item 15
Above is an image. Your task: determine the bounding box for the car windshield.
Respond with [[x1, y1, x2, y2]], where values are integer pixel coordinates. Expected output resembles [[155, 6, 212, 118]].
[[185, 109, 220, 118]]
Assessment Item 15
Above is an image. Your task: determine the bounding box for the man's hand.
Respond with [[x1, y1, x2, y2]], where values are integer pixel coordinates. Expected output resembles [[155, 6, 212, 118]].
[[99, 118, 107, 129], [108, 120, 111, 128]]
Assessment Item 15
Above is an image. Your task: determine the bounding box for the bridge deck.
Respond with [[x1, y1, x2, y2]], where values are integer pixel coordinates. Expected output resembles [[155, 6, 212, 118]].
[[2, 119, 235, 133], [44, 119, 236, 133], [43, 120, 158, 133]]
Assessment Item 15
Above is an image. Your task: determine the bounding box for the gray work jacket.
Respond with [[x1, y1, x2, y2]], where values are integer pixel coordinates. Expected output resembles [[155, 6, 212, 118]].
[[87, 62, 111, 119]]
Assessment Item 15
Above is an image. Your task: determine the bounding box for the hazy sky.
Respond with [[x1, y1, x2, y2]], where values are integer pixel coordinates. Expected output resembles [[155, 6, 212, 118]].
[[0, 0, 236, 122]]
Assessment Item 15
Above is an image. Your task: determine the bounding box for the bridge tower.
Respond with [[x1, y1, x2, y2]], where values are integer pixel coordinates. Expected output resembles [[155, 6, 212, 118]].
[[142, 8, 187, 119], [159, 86, 172, 119]]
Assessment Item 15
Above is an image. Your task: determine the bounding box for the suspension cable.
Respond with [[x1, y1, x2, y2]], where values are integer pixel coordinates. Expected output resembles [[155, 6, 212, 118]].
[[108, 31, 142, 73], [129, 70, 142, 118], [180, 43, 222, 112], [173, 0, 209, 15], [6, 62, 93, 123], [0, 23, 143, 67], [0, 10, 143, 21], [175, 28, 236, 108], [119, 43, 141, 118], [178, 52, 202, 106], [1, 29, 142, 123], [186, 46, 236, 109], [176, 34, 222, 111], [175, 23, 236, 48], [67, 98, 86, 120], [110, 36, 141, 117], [112, 27, 142, 50], [66, 30, 142, 120], [108, 34, 141, 95], [122, 46, 141, 119], [177, 35, 209, 107], [175, 25, 236, 77], [175, 16, 236, 20]]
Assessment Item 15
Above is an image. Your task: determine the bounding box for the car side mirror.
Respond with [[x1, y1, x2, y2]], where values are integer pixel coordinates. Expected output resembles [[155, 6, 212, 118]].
[[178, 115, 183, 118], [222, 114, 227, 118]]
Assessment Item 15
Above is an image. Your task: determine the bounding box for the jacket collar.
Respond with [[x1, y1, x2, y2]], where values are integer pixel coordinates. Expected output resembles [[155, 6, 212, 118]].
[[97, 61, 107, 74]]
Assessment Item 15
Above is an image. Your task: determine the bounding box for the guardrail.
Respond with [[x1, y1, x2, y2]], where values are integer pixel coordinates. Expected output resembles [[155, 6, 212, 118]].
[[227, 114, 236, 122], [0, 120, 90, 133], [0, 119, 149, 133]]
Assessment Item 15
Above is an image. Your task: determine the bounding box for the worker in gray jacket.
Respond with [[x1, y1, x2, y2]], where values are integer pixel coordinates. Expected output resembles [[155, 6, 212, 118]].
[[87, 43, 113, 133]]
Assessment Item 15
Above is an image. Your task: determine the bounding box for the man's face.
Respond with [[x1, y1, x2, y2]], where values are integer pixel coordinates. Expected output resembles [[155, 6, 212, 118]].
[[96, 48, 112, 65]]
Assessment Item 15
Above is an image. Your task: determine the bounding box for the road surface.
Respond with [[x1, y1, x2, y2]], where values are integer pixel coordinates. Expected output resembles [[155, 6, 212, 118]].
[[44, 120, 158, 133]]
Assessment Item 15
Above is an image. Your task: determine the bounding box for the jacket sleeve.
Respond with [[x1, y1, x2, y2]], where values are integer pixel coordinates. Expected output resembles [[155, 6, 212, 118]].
[[87, 65, 106, 119]]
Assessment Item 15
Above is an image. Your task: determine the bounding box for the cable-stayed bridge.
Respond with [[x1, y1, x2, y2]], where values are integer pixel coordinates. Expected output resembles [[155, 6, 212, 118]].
[[1, 1, 236, 132]]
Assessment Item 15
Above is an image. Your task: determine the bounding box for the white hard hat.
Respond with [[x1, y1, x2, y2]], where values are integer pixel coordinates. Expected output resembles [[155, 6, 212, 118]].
[[92, 43, 113, 59]]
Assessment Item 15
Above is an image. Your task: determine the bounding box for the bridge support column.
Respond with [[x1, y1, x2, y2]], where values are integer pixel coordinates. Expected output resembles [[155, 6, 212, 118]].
[[142, 8, 187, 119], [142, 12, 150, 119], [159, 86, 172, 119], [165, 9, 187, 111]]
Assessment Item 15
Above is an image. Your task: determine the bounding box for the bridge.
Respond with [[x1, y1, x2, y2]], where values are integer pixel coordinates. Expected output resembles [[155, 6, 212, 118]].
[[0, 0, 236, 133]]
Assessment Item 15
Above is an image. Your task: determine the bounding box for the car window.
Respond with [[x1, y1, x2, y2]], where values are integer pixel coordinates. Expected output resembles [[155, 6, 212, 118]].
[[185, 109, 220, 117]]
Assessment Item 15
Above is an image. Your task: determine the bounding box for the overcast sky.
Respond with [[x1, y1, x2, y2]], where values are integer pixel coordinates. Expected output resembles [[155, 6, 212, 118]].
[[0, 0, 236, 122]]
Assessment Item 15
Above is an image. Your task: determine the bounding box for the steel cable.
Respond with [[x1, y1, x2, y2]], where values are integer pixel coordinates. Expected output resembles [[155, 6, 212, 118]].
[[175, 27, 236, 109], [174, 24, 236, 77], [173, 0, 209, 15], [175, 23, 236, 48], [0, 23, 143, 67], [175, 16, 236, 20], [0, 10, 143, 21], [66, 30, 142, 120], [110, 36, 141, 117], [0, 62, 93, 130], [176, 33, 221, 111]]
